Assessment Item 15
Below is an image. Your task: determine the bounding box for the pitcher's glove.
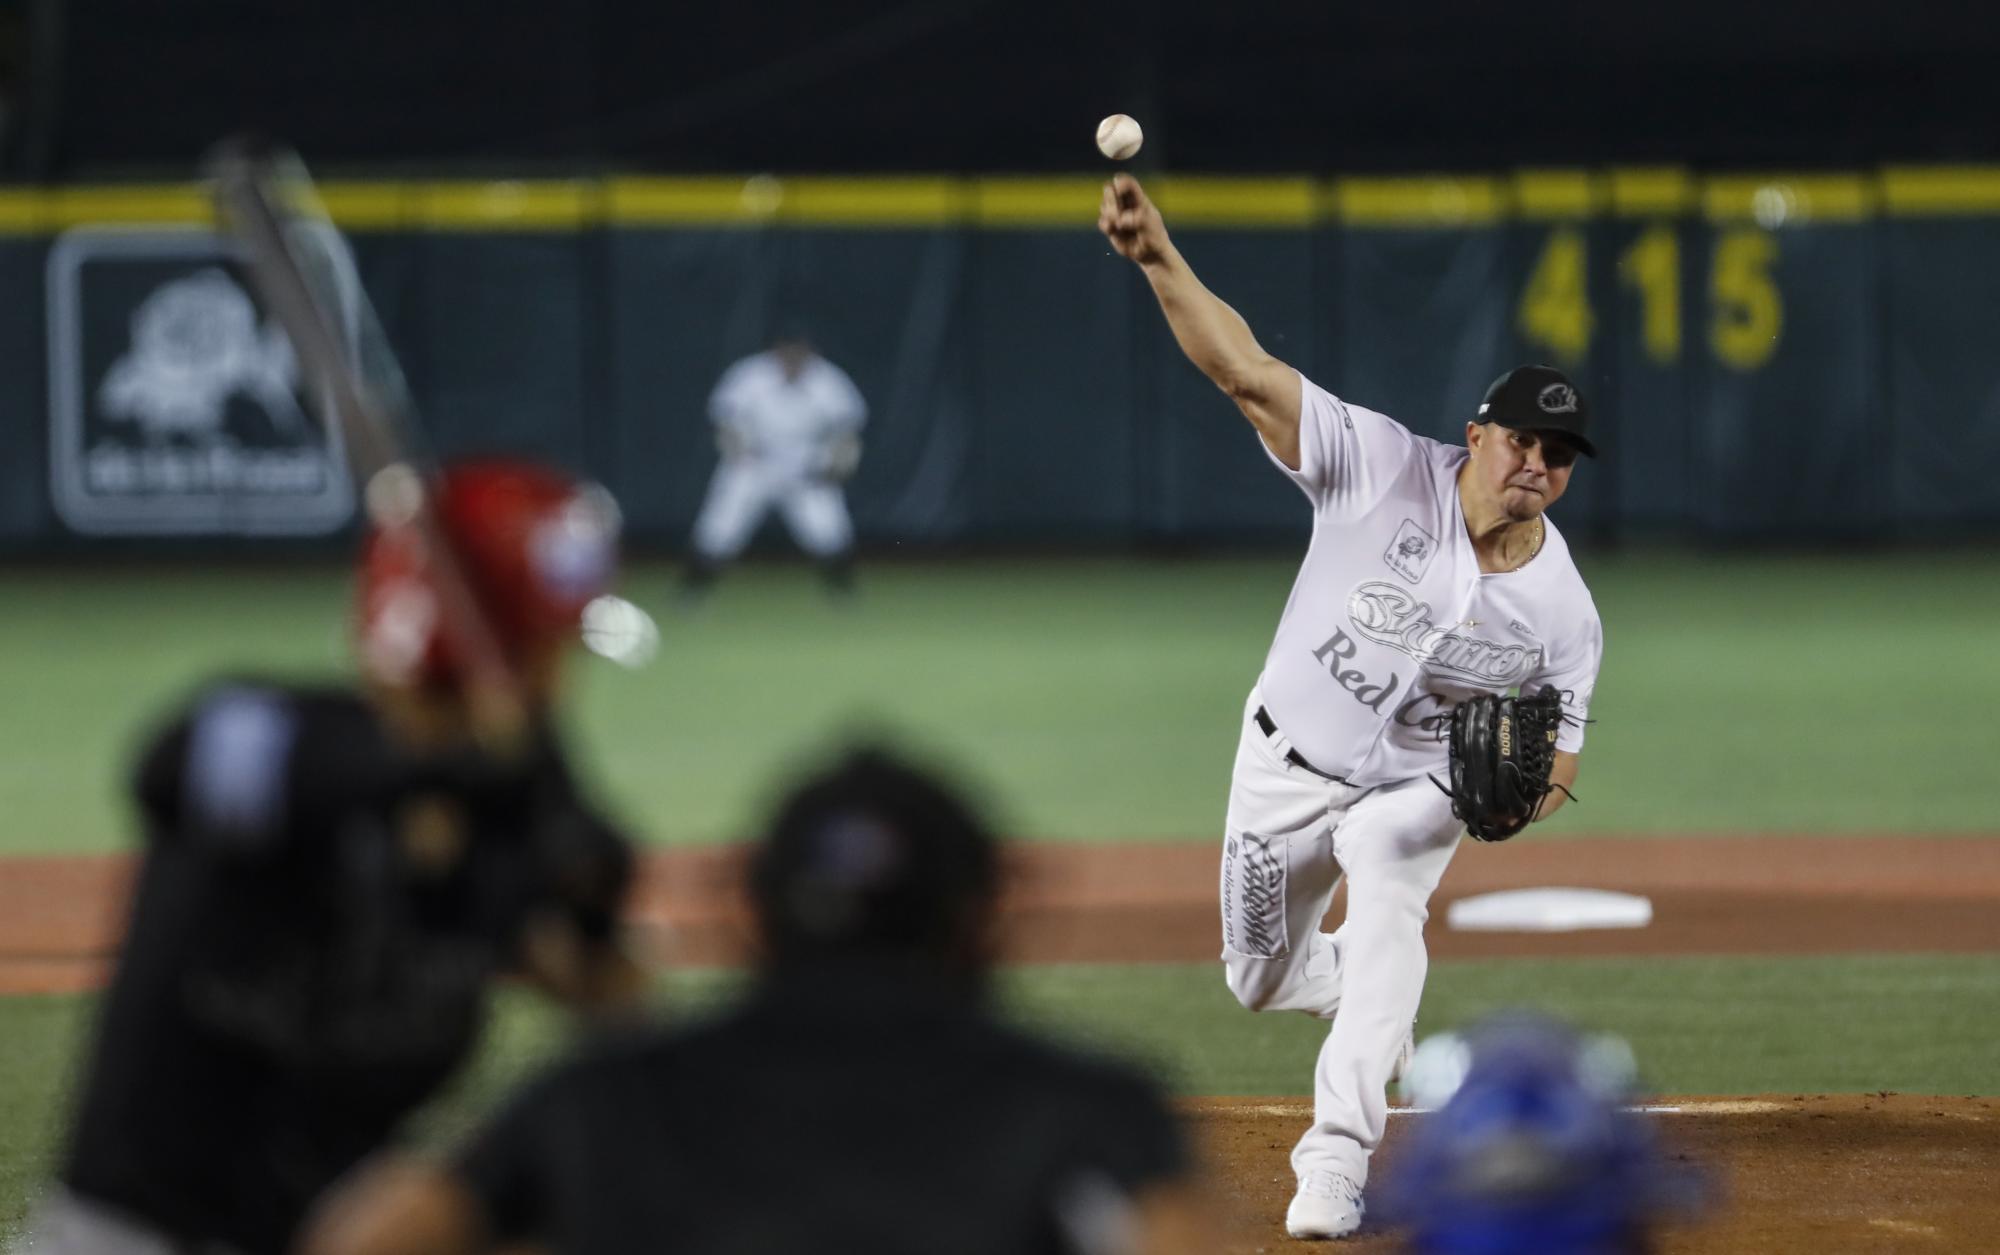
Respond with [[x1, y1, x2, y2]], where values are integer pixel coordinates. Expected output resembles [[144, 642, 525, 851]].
[[1435, 686, 1572, 843]]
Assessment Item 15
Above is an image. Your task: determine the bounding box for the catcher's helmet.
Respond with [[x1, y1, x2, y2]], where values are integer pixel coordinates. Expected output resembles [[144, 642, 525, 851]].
[[1379, 1011, 1708, 1254], [356, 459, 621, 690]]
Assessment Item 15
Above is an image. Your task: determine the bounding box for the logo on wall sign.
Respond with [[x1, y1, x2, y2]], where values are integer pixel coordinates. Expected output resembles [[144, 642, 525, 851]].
[[1537, 383, 1579, 414], [1382, 518, 1440, 584], [48, 227, 356, 536]]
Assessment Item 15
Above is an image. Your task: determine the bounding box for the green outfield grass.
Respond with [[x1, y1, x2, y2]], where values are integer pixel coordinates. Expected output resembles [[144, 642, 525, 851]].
[[1004, 954, 2000, 1099], [3, 551, 1998, 854], [4, 952, 1996, 1238]]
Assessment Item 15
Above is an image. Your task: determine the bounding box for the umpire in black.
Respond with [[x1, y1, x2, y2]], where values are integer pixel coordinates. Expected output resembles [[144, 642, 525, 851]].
[[306, 748, 1211, 1255], [20, 460, 644, 1255]]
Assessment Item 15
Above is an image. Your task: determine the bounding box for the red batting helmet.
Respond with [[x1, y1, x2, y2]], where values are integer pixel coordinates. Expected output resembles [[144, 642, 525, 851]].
[[356, 459, 621, 690]]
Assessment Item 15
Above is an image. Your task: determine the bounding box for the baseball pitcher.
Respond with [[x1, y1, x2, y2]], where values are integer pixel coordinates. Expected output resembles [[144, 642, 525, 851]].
[[1100, 174, 1604, 1240], [681, 334, 867, 599]]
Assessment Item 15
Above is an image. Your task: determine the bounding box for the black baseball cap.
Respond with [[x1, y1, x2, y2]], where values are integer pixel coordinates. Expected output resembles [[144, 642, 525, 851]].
[[1477, 365, 1597, 457], [750, 747, 1000, 967]]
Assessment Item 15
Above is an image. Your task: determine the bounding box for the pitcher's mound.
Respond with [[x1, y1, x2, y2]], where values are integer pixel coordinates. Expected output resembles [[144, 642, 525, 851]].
[[1190, 1092, 2000, 1252]]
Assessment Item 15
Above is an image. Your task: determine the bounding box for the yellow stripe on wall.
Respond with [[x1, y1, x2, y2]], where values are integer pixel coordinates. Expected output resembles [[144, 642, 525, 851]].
[[609, 176, 965, 226], [311, 182, 412, 230], [608, 174, 1309, 229], [779, 178, 961, 226], [971, 178, 1105, 226], [1150, 177, 1315, 227], [1513, 171, 1599, 221], [1880, 166, 2000, 216], [1703, 175, 1874, 224], [1608, 168, 1693, 218], [7, 170, 2000, 236], [607, 177, 771, 225], [1336, 177, 1505, 226], [0, 190, 44, 232], [415, 180, 594, 230], [48, 186, 215, 228]]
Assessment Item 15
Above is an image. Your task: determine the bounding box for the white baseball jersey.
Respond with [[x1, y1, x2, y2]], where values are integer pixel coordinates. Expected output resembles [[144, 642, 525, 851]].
[[709, 351, 866, 481], [1256, 373, 1602, 788]]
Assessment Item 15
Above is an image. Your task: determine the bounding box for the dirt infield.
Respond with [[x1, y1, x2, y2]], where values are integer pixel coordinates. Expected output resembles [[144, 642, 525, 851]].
[[4, 835, 1999, 990], [1195, 1094, 2000, 1252], [4, 836, 1997, 1249]]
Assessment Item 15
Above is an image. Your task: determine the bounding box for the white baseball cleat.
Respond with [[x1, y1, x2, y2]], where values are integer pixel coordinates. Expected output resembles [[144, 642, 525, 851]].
[[1285, 1170, 1364, 1240]]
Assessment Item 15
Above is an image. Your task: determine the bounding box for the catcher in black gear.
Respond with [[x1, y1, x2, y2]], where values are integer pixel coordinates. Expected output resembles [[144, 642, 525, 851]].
[[1438, 686, 1577, 843], [300, 749, 1216, 1255]]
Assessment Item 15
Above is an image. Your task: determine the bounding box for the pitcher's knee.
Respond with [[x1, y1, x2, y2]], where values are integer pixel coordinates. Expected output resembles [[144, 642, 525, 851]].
[[1223, 955, 1289, 1012], [1344, 881, 1434, 935]]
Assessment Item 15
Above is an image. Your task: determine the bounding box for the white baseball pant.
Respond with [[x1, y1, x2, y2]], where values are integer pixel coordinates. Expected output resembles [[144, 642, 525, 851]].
[[1218, 686, 1462, 1188], [691, 461, 854, 561]]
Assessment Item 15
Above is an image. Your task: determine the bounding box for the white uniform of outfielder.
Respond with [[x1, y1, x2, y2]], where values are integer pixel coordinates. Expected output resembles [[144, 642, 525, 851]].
[[1096, 173, 1604, 1240], [688, 347, 867, 569]]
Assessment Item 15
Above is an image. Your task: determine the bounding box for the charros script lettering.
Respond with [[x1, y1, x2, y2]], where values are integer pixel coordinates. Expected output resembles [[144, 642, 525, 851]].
[[1345, 581, 1544, 684]]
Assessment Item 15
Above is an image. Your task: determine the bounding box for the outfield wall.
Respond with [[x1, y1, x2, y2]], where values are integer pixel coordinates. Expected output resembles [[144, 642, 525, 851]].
[[4, 170, 1999, 549]]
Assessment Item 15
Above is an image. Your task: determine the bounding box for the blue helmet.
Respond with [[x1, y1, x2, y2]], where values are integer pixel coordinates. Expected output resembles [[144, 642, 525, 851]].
[[1378, 1012, 1707, 1254]]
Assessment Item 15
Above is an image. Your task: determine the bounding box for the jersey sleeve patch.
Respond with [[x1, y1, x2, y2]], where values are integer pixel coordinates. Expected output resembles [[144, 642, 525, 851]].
[[182, 687, 300, 850]]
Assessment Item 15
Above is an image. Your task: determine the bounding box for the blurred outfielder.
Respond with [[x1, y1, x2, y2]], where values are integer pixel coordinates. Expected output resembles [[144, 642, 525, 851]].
[[20, 460, 643, 1255], [681, 332, 867, 599]]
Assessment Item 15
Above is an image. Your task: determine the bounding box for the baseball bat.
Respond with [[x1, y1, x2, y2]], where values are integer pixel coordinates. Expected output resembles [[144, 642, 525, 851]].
[[204, 138, 530, 748]]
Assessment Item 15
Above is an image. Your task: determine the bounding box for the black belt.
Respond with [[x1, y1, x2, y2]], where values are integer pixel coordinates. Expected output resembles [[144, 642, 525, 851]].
[[1254, 706, 1352, 784]]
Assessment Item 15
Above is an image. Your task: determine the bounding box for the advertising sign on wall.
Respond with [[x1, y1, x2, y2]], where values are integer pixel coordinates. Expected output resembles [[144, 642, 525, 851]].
[[47, 227, 355, 535]]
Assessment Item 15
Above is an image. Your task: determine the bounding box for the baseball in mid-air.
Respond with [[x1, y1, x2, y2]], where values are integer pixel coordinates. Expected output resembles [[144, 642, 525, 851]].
[[1095, 113, 1144, 161]]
